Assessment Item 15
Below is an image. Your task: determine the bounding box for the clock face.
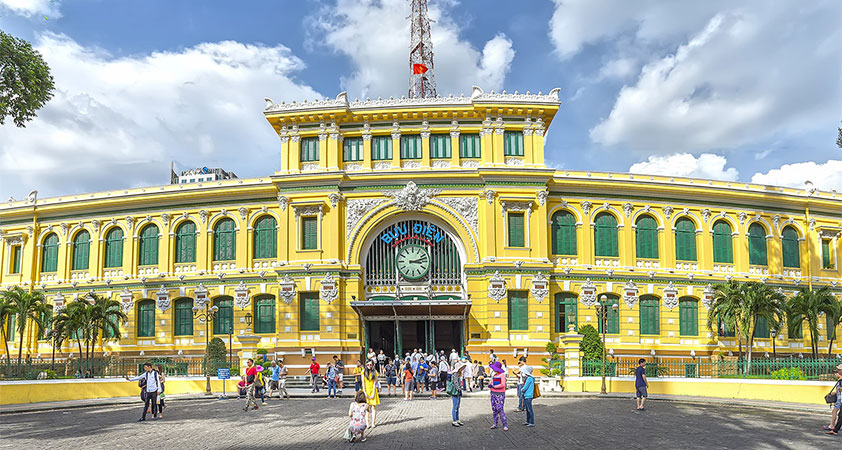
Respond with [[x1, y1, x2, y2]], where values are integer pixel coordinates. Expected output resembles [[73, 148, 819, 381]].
[[395, 244, 430, 280]]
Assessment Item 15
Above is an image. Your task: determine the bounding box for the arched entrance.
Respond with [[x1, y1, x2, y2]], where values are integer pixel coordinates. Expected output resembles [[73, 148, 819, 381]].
[[352, 213, 470, 358]]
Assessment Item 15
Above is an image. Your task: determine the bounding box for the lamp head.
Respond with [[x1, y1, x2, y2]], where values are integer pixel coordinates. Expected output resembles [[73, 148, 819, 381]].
[[211, 305, 218, 312]]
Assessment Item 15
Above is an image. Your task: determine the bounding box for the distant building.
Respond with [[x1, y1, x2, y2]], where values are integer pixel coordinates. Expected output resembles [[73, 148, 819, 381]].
[[171, 167, 237, 184]]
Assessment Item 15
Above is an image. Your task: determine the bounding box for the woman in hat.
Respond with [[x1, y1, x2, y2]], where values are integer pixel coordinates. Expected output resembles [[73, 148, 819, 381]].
[[362, 359, 381, 428], [826, 364, 842, 435], [488, 361, 508, 430], [449, 361, 466, 426], [520, 365, 535, 427]]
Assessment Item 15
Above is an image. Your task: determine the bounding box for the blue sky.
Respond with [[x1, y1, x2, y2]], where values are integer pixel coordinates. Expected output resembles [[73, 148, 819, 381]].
[[0, 0, 840, 199]]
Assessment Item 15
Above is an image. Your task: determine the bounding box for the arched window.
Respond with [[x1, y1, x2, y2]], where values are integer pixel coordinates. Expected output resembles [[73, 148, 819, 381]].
[[554, 293, 577, 332], [781, 226, 800, 268], [213, 297, 233, 335], [41, 233, 59, 272], [674, 218, 697, 261], [598, 294, 620, 334], [71, 230, 90, 270], [635, 215, 658, 259], [175, 221, 196, 263], [253, 295, 275, 334], [678, 297, 698, 336], [551, 211, 577, 255], [138, 224, 159, 266], [137, 299, 155, 337], [712, 220, 733, 263], [748, 223, 768, 265], [104, 228, 124, 268], [213, 219, 236, 261], [253, 216, 277, 259], [594, 212, 619, 257], [639, 295, 660, 335], [173, 298, 193, 336]]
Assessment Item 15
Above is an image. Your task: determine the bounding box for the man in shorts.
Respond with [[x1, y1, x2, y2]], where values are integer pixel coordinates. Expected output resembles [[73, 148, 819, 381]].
[[268, 360, 281, 399], [635, 358, 649, 411], [333, 355, 345, 395]]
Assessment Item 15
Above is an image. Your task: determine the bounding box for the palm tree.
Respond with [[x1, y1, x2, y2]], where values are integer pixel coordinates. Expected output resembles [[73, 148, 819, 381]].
[[786, 286, 836, 359], [88, 294, 127, 355], [825, 298, 842, 357], [52, 301, 89, 368], [741, 282, 785, 374], [0, 294, 14, 363], [4, 286, 50, 366], [708, 280, 745, 360]]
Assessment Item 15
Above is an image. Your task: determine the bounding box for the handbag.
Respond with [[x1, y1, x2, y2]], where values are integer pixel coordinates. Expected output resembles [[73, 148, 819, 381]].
[[533, 381, 541, 399], [825, 381, 840, 404]]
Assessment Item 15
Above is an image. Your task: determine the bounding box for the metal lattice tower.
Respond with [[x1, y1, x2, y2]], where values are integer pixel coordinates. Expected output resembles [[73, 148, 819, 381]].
[[408, 0, 437, 98]]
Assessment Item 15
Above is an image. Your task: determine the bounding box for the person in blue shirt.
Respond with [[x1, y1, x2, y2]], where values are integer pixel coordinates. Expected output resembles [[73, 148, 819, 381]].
[[417, 359, 429, 393], [326, 362, 338, 398], [635, 358, 649, 411], [520, 365, 535, 427], [267, 361, 281, 399]]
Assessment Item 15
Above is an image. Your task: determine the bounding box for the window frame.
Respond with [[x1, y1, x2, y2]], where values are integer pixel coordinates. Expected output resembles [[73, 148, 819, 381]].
[[371, 136, 393, 161], [678, 297, 698, 336], [175, 221, 197, 264], [429, 134, 452, 159], [342, 137, 364, 162], [639, 296, 660, 335], [508, 290, 529, 331], [503, 130, 524, 156], [301, 216, 319, 250], [253, 295, 276, 334], [138, 225, 159, 267], [551, 210, 577, 255], [781, 226, 800, 268], [213, 297, 234, 335], [213, 218, 236, 261], [41, 233, 60, 273], [554, 293, 578, 333], [712, 220, 734, 264], [253, 216, 278, 259], [299, 292, 320, 331], [748, 223, 768, 266], [635, 215, 659, 259], [400, 134, 422, 159], [598, 295, 620, 334], [300, 137, 320, 162], [674, 218, 697, 261], [10, 244, 21, 274], [458, 133, 481, 158], [594, 212, 619, 257], [137, 300, 155, 338], [104, 227, 124, 268], [507, 212, 525, 248], [173, 298, 193, 336]]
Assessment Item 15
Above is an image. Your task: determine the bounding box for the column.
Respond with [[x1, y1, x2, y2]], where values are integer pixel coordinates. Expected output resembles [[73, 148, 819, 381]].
[[523, 129, 534, 166], [362, 135, 372, 170], [561, 331, 584, 391], [449, 132, 460, 168]]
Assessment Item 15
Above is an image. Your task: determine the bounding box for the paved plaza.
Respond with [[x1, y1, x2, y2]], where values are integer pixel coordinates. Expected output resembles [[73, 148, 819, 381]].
[[0, 395, 833, 449]]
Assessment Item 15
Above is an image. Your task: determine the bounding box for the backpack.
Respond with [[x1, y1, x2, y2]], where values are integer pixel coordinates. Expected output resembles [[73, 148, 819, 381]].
[[255, 372, 264, 389], [446, 378, 459, 396], [825, 380, 840, 404]]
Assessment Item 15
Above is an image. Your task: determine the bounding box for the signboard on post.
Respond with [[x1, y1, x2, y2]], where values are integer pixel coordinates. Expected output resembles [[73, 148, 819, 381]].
[[217, 368, 230, 399]]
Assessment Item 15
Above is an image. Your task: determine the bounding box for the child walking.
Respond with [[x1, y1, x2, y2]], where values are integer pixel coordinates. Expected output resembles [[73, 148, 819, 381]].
[[346, 390, 370, 442], [635, 358, 649, 411]]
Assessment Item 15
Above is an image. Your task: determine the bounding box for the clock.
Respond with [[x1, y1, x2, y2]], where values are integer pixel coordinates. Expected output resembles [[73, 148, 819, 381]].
[[395, 244, 430, 280]]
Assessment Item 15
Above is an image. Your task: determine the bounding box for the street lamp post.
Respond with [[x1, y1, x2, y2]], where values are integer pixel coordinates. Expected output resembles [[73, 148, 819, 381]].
[[50, 329, 58, 371], [193, 304, 219, 395], [594, 295, 619, 395], [770, 329, 777, 361]]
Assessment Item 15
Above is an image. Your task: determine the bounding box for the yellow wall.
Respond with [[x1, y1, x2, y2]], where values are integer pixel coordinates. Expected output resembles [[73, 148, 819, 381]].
[[0, 378, 231, 405]]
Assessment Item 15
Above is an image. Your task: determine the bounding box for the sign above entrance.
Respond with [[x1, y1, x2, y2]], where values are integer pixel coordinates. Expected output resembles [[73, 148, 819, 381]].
[[380, 221, 446, 247]]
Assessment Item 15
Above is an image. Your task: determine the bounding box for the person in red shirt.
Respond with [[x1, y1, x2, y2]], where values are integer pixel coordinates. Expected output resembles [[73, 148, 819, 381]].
[[243, 359, 259, 411], [309, 357, 321, 393]]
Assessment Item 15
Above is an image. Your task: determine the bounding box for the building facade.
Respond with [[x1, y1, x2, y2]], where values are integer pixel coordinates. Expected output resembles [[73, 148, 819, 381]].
[[1, 87, 841, 372]]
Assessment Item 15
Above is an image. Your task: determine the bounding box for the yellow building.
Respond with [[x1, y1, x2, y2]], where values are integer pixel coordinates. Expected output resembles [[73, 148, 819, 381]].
[[1, 87, 841, 373]]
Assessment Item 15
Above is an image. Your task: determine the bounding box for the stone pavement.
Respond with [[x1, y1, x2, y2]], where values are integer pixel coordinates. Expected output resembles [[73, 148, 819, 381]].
[[0, 393, 834, 449]]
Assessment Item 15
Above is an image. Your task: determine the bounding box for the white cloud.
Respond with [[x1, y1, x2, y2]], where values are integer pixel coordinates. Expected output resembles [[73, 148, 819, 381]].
[[0, 0, 60, 18], [751, 160, 842, 192], [0, 33, 320, 198], [549, 1, 841, 155], [628, 153, 738, 181], [310, 0, 515, 98]]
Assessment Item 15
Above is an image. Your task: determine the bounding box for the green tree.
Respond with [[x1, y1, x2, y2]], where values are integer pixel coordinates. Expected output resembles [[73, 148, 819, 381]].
[[708, 280, 745, 360], [825, 297, 842, 357], [3, 286, 50, 366], [786, 286, 836, 359], [579, 324, 602, 361], [52, 301, 89, 367], [741, 282, 785, 373], [208, 337, 226, 360], [0, 295, 14, 363], [87, 294, 128, 355], [0, 31, 55, 127]]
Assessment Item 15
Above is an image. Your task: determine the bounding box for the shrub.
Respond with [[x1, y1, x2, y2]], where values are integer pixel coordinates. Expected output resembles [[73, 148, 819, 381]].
[[579, 325, 602, 361], [770, 367, 806, 380], [44, 369, 58, 379], [208, 337, 226, 361], [256, 348, 268, 355]]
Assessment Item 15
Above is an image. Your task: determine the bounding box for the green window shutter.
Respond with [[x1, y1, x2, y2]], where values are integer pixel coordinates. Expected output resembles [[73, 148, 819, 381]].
[[72, 231, 90, 270], [827, 315, 836, 341], [781, 227, 800, 268], [213, 219, 236, 261], [137, 300, 155, 337], [174, 299, 193, 336], [41, 233, 59, 272], [508, 291, 528, 330], [753, 316, 769, 338], [748, 223, 768, 265], [459, 134, 481, 158], [712, 221, 733, 263], [11, 245, 21, 274], [343, 137, 363, 162], [254, 296, 276, 334], [551, 211, 576, 255], [675, 218, 697, 261], [507, 213, 525, 247], [300, 137, 320, 162], [596, 296, 620, 334], [503, 131, 524, 156], [594, 213, 619, 257], [400, 135, 422, 159], [300, 293, 319, 331], [175, 222, 196, 263], [639, 297, 659, 335], [635, 216, 658, 259], [254, 216, 277, 259], [822, 240, 832, 268], [302, 216, 318, 250], [430, 134, 451, 158], [138, 225, 159, 266], [371, 136, 393, 160], [679, 298, 698, 336], [104, 228, 124, 268], [213, 298, 233, 334]]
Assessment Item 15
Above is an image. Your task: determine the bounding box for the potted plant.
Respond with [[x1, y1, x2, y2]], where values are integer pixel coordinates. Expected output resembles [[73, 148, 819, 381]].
[[540, 342, 564, 392]]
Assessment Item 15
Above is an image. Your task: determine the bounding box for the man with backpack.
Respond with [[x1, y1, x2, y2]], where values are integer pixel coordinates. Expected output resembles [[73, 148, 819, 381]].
[[125, 362, 162, 421]]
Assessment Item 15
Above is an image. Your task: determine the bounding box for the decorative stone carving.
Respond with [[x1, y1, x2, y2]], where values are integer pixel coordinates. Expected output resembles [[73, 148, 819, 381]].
[[373, 161, 393, 170], [156, 285, 171, 313], [622, 280, 639, 309], [391, 120, 401, 140], [437, 197, 479, 234], [91, 220, 101, 233], [536, 190, 549, 207], [663, 206, 674, 221], [530, 272, 549, 303], [579, 278, 597, 307], [809, 218, 816, 230], [431, 160, 450, 169], [238, 207, 248, 222], [319, 273, 339, 304], [328, 192, 344, 208], [500, 200, 532, 217], [278, 275, 297, 305], [125, 216, 135, 231], [514, 260, 524, 268], [483, 189, 496, 205], [461, 160, 480, 168], [344, 163, 364, 172], [302, 163, 320, 171], [738, 212, 747, 225], [60, 222, 69, 236], [401, 161, 422, 169], [386, 181, 441, 211], [346, 199, 387, 235], [293, 204, 322, 219], [199, 210, 208, 224], [581, 201, 592, 216], [505, 157, 524, 166], [54, 292, 67, 313], [701, 209, 711, 224], [662, 282, 679, 310], [194, 284, 209, 310], [277, 195, 289, 211], [623, 203, 633, 218], [234, 280, 250, 309], [488, 271, 507, 303], [702, 284, 715, 310]]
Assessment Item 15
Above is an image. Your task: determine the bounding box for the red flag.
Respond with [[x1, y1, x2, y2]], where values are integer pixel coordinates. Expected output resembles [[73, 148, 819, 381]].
[[412, 63, 428, 74]]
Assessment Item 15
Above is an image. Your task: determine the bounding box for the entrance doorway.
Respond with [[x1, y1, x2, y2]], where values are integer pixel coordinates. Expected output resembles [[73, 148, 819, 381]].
[[365, 319, 464, 358]]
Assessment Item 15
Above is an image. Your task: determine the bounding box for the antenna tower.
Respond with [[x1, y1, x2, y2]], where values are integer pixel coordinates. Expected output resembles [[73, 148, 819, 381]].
[[408, 0, 437, 98]]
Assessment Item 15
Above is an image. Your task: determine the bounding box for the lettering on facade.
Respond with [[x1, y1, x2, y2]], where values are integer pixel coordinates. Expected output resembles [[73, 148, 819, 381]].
[[379, 222, 446, 247]]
